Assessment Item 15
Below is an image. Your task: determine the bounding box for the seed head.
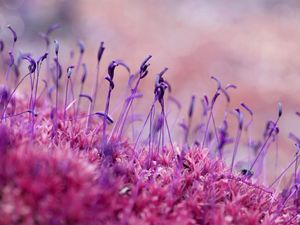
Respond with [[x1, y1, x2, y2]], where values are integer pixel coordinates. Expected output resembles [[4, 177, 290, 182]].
[[0, 40, 4, 52], [81, 63, 87, 84], [54, 40, 59, 56], [78, 40, 85, 54], [278, 102, 283, 118], [67, 66, 75, 79], [97, 41, 105, 62], [7, 25, 17, 42]]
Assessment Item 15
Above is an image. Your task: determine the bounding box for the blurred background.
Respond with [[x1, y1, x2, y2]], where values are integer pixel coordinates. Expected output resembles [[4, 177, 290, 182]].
[[1, 0, 300, 185]]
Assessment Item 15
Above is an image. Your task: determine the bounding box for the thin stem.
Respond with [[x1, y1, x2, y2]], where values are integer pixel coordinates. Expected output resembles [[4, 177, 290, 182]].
[[202, 110, 213, 148], [230, 125, 242, 173], [295, 145, 299, 185], [102, 87, 112, 145], [249, 117, 280, 172], [133, 99, 156, 152], [269, 157, 298, 188], [63, 78, 70, 127], [1, 72, 32, 120], [211, 113, 221, 157], [2, 110, 33, 119]]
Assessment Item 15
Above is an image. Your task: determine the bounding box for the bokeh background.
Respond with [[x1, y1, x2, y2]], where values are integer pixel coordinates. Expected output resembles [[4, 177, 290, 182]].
[[1, 0, 300, 185]]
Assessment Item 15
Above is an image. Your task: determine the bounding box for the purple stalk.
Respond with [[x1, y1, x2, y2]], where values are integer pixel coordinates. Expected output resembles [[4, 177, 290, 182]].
[[79, 94, 93, 131], [133, 99, 156, 152], [147, 106, 154, 168], [53, 40, 61, 140], [73, 40, 85, 85], [102, 80, 113, 145], [294, 144, 299, 185], [102, 61, 130, 147], [2, 110, 35, 119], [5, 52, 14, 83], [63, 66, 74, 127], [31, 53, 47, 135], [241, 102, 254, 152], [39, 24, 60, 83], [1, 72, 32, 120], [163, 105, 175, 155], [230, 109, 243, 173], [269, 156, 298, 188], [92, 42, 105, 111], [76, 63, 87, 119], [249, 103, 282, 172], [36, 80, 48, 102], [201, 92, 220, 148], [211, 113, 221, 157], [110, 55, 151, 141]]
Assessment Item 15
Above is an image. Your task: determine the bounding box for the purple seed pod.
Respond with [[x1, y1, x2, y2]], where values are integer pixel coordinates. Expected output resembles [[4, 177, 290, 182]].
[[235, 108, 243, 130], [139, 55, 152, 79], [108, 61, 119, 80], [79, 94, 93, 103], [220, 88, 230, 102], [154, 78, 168, 103], [158, 67, 168, 78], [50, 107, 55, 120], [211, 76, 221, 90], [241, 103, 253, 116], [107, 60, 130, 80], [211, 92, 220, 106], [201, 98, 208, 116], [54, 40, 59, 56], [241, 169, 254, 178], [22, 55, 36, 73], [97, 42, 105, 62], [48, 86, 55, 100], [225, 84, 237, 90], [7, 25, 17, 42], [37, 52, 48, 64], [0, 87, 10, 111], [204, 95, 209, 106], [81, 63, 87, 84], [179, 122, 188, 131], [154, 114, 164, 132], [78, 40, 85, 54], [154, 68, 168, 91], [12, 64, 20, 79], [241, 102, 253, 131], [67, 66, 74, 79], [218, 120, 230, 150], [188, 95, 196, 118], [8, 52, 14, 67], [263, 121, 276, 138], [95, 112, 114, 124], [54, 58, 62, 79], [0, 40, 4, 52], [278, 102, 283, 118], [164, 80, 172, 93]]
